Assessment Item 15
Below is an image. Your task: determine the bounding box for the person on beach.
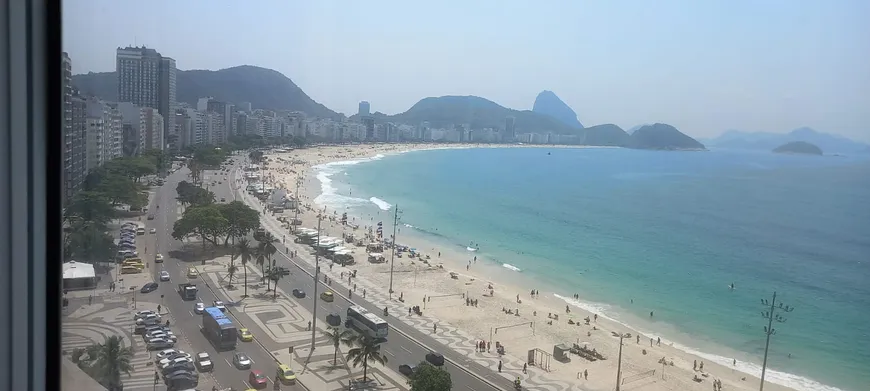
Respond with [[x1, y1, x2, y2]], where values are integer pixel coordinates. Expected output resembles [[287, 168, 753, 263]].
[[583, 369, 588, 380], [522, 363, 527, 374], [657, 337, 661, 346], [694, 360, 697, 371], [498, 360, 502, 372], [433, 323, 437, 333]]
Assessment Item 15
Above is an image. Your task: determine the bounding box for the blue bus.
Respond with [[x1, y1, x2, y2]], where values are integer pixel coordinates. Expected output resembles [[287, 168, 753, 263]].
[[202, 307, 237, 350]]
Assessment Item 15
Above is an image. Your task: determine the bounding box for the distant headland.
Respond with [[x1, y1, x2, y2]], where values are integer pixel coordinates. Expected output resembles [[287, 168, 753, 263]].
[[773, 141, 823, 155]]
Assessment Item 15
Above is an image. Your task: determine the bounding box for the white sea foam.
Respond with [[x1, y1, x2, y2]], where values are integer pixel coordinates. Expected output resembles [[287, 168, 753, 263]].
[[369, 197, 392, 211], [466, 247, 478, 252], [313, 154, 385, 208], [502, 263, 522, 272], [552, 294, 844, 391]]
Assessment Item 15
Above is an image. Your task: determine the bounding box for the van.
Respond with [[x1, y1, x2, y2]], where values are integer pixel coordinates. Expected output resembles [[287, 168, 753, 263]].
[[120, 266, 141, 274]]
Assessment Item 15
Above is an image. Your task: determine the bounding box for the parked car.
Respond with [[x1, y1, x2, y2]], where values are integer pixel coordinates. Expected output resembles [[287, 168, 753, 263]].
[[146, 339, 174, 350], [425, 352, 445, 367], [134, 310, 157, 320], [140, 282, 159, 293], [398, 364, 418, 378], [155, 349, 179, 361]]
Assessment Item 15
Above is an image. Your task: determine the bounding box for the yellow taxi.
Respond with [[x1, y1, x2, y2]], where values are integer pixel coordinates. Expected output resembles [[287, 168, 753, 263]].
[[320, 291, 334, 302], [121, 260, 145, 270], [239, 328, 253, 342], [186, 267, 199, 278], [277, 364, 297, 384]]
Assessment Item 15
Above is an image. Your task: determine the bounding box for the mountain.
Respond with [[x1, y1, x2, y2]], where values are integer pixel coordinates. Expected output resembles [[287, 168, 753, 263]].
[[71, 65, 341, 118], [627, 123, 706, 150], [532, 90, 584, 128], [773, 141, 823, 155], [582, 124, 631, 146], [627, 124, 650, 134], [371, 95, 579, 134], [706, 127, 868, 154]]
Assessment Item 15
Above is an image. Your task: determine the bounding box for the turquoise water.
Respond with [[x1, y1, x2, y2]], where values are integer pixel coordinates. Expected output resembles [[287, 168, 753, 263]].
[[314, 147, 870, 391]]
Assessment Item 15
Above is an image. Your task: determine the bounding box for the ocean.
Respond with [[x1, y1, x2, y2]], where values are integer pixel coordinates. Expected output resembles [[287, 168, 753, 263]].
[[313, 146, 870, 391]]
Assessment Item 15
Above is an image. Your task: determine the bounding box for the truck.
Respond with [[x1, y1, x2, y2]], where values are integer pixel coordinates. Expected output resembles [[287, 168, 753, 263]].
[[177, 283, 198, 300], [202, 307, 237, 351]]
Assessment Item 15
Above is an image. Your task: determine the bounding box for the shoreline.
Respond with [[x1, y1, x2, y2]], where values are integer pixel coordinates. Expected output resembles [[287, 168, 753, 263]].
[[254, 143, 839, 391]]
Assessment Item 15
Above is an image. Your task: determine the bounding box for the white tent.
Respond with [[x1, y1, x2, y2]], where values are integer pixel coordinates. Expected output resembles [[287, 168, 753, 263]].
[[63, 261, 97, 290]]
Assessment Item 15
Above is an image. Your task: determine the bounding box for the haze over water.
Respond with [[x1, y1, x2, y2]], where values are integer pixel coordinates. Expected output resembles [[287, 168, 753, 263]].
[[315, 147, 870, 391]]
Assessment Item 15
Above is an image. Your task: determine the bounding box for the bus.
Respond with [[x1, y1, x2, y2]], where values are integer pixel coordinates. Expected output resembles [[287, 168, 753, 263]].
[[346, 306, 389, 340], [202, 307, 237, 350]]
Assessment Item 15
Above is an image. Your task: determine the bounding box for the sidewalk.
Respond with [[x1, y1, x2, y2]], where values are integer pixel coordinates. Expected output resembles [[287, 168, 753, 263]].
[[198, 256, 410, 391]]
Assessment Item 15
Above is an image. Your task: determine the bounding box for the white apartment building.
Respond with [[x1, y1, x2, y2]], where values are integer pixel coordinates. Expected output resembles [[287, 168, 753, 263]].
[[143, 108, 164, 150], [84, 99, 123, 171]]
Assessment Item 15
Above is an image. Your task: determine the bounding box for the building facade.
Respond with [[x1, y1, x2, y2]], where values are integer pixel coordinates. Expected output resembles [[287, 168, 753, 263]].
[[116, 46, 176, 144]]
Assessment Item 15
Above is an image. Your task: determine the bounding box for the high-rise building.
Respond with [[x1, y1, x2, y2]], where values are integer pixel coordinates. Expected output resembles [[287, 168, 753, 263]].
[[84, 98, 123, 171], [62, 52, 88, 204], [358, 101, 371, 116], [504, 116, 516, 142], [116, 46, 176, 144]]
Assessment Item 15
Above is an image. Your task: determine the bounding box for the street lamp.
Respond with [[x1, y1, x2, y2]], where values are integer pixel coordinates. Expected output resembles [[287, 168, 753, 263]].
[[614, 332, 630, 391], [292, 176, 303, 233], [758, 292, 793, 391], [310, 213, 324, 350], [387, 206, 402, 299]]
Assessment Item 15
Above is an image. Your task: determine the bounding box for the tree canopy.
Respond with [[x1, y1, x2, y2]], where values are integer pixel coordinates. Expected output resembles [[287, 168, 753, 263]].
[[172, 205, 228, 248], [64, 191, 116, 225], [176, 181, 215, 207], [64, 220, 118, 264], [409, 362, 452, 391], [217, 201, 261, 244]]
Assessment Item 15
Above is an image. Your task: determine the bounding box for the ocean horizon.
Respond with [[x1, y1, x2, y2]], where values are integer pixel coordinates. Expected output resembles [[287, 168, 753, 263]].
[[312, 146, 870, 391]]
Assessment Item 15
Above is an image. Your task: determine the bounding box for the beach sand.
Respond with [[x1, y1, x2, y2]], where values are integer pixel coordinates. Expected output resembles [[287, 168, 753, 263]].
[[245, 143, 797, 391]]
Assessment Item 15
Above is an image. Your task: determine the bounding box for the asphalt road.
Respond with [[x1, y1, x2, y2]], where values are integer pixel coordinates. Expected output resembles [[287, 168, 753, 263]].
[[143, 165, 305, 391], [218, 158, 514, 391]]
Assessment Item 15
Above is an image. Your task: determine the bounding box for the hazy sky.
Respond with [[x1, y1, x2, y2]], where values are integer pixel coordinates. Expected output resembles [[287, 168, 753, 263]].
[[64, 0, 870, 141]]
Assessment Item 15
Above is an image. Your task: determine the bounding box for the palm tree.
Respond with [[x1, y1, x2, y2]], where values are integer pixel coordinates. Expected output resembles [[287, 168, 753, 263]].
[[188, 159, 202, 186], [322, 326, 355, 366], [237, 238, 253, 297], [344, 333, 388, 383], [227, 264, 239, 288], [76, 336, 134, 390], [255, 244, 269, 289]]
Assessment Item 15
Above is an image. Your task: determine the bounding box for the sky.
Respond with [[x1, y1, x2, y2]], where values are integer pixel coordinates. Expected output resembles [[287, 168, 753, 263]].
[[63, 0, 870, 141]]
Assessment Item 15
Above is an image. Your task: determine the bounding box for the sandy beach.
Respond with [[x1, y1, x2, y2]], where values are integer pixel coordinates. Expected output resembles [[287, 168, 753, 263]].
[[246, 143, 798, 391]]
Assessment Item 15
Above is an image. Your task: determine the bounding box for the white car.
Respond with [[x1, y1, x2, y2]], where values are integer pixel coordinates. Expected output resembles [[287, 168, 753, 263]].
[[146, 330, 176, 340], [134, 310, 157, 320], [232, 352, 252, 369], [214, 301, 226, 312], [195, 352, 213, 371], [155, 254, 164, 263], [158, 352, 191, 366], [194, 302, 205, 314], [155, 349, 179, 361], [159, 271, 171, 281], [160, 357, 191, 370], [149, 228, 157, 234]]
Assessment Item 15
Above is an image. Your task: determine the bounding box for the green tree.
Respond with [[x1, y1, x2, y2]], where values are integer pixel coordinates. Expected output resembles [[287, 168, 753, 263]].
[[104, 156, 157, 182], [344, 334, 388, 383], [140, 149, 169, 174], [236, 238, 253, 297], [409, 362, 453, 391], [255, 245, 269, 289], [249, 150, 265, 163], [218, 201, 260, 245], [192, 146, 228, 168], [87, 170, 148, 209], [172, 205, 228, 250], [322, 326, 355, 366], [188, 159, 203, 186], [64, 191, 116, 225], [226, 264, 239, 289], [64, 221, 118, 264], [74, 335, 134, 390]]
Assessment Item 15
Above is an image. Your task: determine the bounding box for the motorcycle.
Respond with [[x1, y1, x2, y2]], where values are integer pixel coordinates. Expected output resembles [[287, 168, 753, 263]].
[[383, 307, 389, 317]]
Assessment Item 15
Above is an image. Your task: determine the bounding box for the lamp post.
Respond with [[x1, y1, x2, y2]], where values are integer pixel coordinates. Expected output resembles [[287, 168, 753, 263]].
[[614, 332, 630, 391], [293, 176, 303, 233], [310, 213, 323, 350], [758, 292, 793, 391], [387, 206, 402, 299]]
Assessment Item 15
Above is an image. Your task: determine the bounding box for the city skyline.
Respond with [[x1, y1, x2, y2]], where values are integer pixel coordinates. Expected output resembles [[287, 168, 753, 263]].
[[63, 1, 870, 141]]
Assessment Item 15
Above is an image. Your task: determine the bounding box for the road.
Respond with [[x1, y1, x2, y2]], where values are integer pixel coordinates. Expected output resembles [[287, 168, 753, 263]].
[[217, 158, 514, 391], [143, 165, 305, 391]]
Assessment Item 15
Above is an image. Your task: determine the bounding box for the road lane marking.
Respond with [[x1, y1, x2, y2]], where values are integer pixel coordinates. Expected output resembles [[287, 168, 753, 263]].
[[225, 358, 232, 368], [400, 346, 412, 354], [466, 386, 477, 391], [384, 350, 394, 357]]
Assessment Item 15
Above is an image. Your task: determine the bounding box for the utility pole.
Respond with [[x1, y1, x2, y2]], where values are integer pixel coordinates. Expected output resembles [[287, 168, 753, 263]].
[[310, 213, 323, 350], [759, 292, 793, 391], [615, 332, 629, 391], [388, 205, 401, 299]]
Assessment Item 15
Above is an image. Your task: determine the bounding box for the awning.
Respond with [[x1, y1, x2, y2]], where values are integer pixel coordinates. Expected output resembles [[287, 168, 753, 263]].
[[63, 261, 96, 280]]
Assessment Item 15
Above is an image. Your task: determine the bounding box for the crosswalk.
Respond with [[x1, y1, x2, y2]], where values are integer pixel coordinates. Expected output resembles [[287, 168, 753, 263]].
[[62, 307, 161, 390]]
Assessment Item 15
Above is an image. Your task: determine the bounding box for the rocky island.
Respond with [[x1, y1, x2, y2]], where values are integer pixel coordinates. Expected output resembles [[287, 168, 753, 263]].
[[626, 123, 706, 151], [773, 141, 823, 155]]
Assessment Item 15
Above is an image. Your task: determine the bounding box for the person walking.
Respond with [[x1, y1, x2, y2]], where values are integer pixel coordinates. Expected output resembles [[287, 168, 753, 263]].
[[498, 360, 502, 372]]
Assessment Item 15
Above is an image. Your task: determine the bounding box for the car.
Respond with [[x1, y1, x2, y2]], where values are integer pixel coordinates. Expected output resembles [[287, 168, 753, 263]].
[[187, 267, 199, 278], [139, 325, 168, 335], [150, 228, 157, 234], [398, 364, 417, 378], [157, 352, 190, 366], [320, 291, 334, 302], [162, 370, 198, 387], [277, 364, 297, 384], [425, 352, 445, 367], [214, 301, 226, 312], [136, 314, 161, 325], [220, 197, 226, 202], [147, 214, 155, 220], [195, 352, 213, 372], [140, 282, 159, 293], [292, 289, 306, 298], [232, 352, 252, 369], [159, 271, 171, 282], [134, 310, 157, 320], [161, 362, 195, 377], [249, 369, 268, 388], [155, 253, 164, 263], [147, 332, 177, 343], [239, 328, 253, 342], [159, 355, 190, 368], [155, 349, 179, 361], [194, 302, 205, 314], [146, 339, 174, 350]]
